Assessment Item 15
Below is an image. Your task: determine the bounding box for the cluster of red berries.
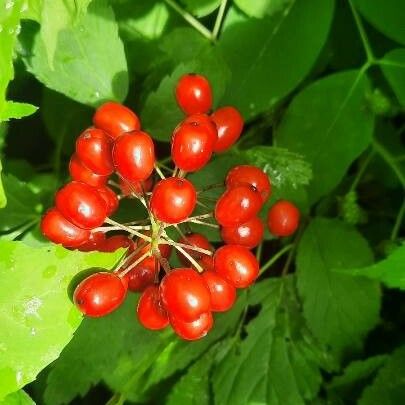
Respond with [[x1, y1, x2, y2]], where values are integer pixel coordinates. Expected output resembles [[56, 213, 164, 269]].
[[40, 73, 300, 341]]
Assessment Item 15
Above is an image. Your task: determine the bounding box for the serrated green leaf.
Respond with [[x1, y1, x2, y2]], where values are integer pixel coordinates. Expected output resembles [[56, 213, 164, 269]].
[[296, 218, 381, 357], [179, 0, 220, 17], [213, 277, 333, 405], [0, 240, 121, 400], [0, 102, 38, 121], [353, 0, 405, 46], [24, 0, 128, 107], [234, 0, 293, 18], [359, 345, 405, 405], [219, 0, 334, 119], [337, 244, 405, 290], [0, 389, 35, 405], [277, 70, 374, 203], [380, 48, 405, 107]]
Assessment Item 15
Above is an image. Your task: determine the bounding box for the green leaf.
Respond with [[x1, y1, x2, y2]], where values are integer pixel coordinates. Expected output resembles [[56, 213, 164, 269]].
[[179, 0, 220, 17], [234, 0, 293, 18], [0, 389, 35, 405], [0, 102, 38, 121], [296, 218, 381, 357], [380, 48, 405, 108], [0, 240, 121, 400], [219, 0, 334, 119], [24, 0, 128, 107], [359, 345, 405, 405], [213, 277, 333, 405], [337, 244, 405, 290], [353, 0, 405, 46], [277, 70, 374, 203]]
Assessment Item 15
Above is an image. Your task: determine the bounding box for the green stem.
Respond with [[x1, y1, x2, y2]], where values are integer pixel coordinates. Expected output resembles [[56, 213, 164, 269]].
[[212, 0, 228, 39], [256, 242, 263, 261], [259, 244, 293, 275], [164, 0, 214, 42], [350, 150, 375, 191], [391, 199, 405, 241]]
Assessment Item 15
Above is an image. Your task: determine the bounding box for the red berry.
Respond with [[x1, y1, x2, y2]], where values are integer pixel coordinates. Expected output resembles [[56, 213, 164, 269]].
[[183, 114, 217, 145], [76, 128, 114, 175], [214, 245, 259, 288], [150, 178, 196, 224], [160, 268, 211, 322], [73, 271, 127, 317], [97, 186, 119, 216], [119, 176, 154, 197], [126, 256, 158, 292], [171, 121, 215, 172], [137, 285, 169, 330], [100, 235, 135, 252], [69, 154, 108, 188], [211, 107, 243, 153], [93, 102, 140, 139], [113, 131, 155, 182], [201, 271, 236, 312], [177, 233, 213, 266], [215, 185, 262, 227], [267, 200, 300, 237], [220, 217, 264, 249], [170, 311, 213, 340], [175, 74, 212, 115], [55, 181, 108, 229], [41, 208, 90, 247], [226, 165, 271, 203], [199, 255, 215, 271], [77, 231, 106, 252]]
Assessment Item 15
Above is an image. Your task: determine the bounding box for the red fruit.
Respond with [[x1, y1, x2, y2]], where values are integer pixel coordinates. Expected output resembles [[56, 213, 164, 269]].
[[170, 312, 213, 340], [97, 186, 119, 216], [126, 256, 158, 292], [199, 255, 215, 271], [220, 217, 264, 249], [41, 208, 90, 247], [201, 271, 236, 312], [214, 245, 259, 288], [211, 107, 243, 153], [150, 178, 196, 224], [215, 185, 262, 227], [77, 231, 106, 252], [226, 165, 271, 203], [69, 154, 108, 188], [177, 233, 213, 266], [76, 128, 114, 175], [137, 285, 169, 330], [171, 121, 215, 172], [113, 131, 155, 182], [93, 102, 140, 139], [175, 73, 212, 115], [183, 114, 217, 145], [160, 268, 211, 322], [119, 176, 154, 197], [267, 200, 300, 237], [100, 235, 135, 252], [55, 181, 108, 229], [73, 271, 127, 317]]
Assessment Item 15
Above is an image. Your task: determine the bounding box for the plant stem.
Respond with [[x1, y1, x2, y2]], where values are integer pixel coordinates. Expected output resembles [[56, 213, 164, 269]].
[[118, 251, 151, 278], [164, 0, 214, 42], [212, 0, 228, 39], [154, 164, 166, 180], [105, 218, 152, 241], [197, 183, 224, 193], [161, 237, 213, 256], [174, 212, 214, 225], [391, 198, 405, 241], [350, 150, 375, 191], [170, 243, 204, 272], [187, 219, 219, 228], [256, 242, 263, 261], [259, 244, 293, 275]]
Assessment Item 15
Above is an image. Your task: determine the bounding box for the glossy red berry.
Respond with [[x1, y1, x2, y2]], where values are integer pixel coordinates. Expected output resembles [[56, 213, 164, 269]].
[[150, 178, 196, 224], [126, 256, 158, 292], [97, 186, 119, 216], [119, 176, 154, 197], [160, 268, 211, 322], [211, 106, 243, 153], [41, 208, 90, 247], [93, 102, 140, 139], [175, 74, 212, 115], [170, 311, 213, 340], [177, 233, 213, 266], [214, 245, 259, 288], [226, 165, 271, 203], [201, 271, 236, 312], [69, 154, 108, 188], [55, 181, 108, 229], [73, 271, 127, 317], [171, 121, 215, 172], [76, 128, 114, 175], [183, 114, 217, 145], [100, 235, 135, 252], [215, 185, 262, 227], [113, 131, 155, 182], [221, 217, 264, 249], [137, 285, 169, 330], [267, 200, 300, 237], [77, 231, 106, 252]]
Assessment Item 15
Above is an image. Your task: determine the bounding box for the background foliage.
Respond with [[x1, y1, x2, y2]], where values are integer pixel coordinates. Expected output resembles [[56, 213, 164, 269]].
[[0, 0, 404, 403]]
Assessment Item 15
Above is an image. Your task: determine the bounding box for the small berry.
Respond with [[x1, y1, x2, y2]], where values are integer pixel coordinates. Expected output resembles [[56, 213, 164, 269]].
[[150, 178, 196, 224], [77, 231, 106, 252], [201, 271, 236, 312], [100, 235, 135, 252], [126, 256, 158, 292], [214, 245, 259, 288], [183, 114, 217, 145], [69, 154, 108, 188], [221, 217, 264, 249], [73, 271, 127, 317], [211, 107, 243, 152], [177, 233, 213, 266], [119, 176, 154, 197], [97, 186, 119, 216], [175, 73, 212, 115], [267, 200, 300, 237], [170, 311, 213, 341], [93, 102, 140, 139], [137, 285, 169, 330]]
